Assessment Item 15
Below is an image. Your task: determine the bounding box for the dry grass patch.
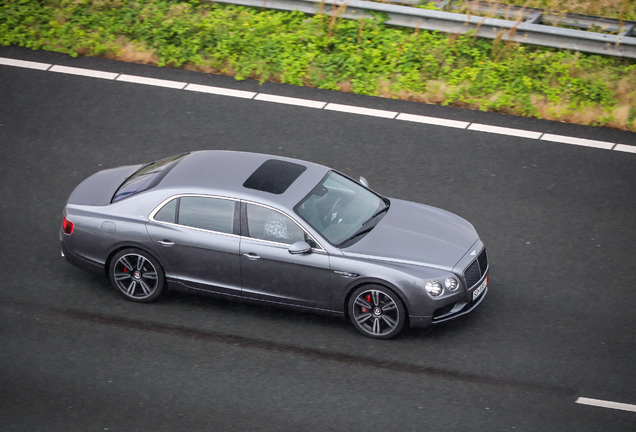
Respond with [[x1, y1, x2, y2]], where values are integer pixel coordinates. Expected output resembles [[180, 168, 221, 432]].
[[336, 80, 354, 93], [607, 105, 631, 130], [104, 38, 158, 64], [183, 63, 219, 74], [423, 80, 450, 104]]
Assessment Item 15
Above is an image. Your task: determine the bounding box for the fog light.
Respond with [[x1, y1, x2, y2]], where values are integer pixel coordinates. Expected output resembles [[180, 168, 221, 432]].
[[425, 281, 443, 297]]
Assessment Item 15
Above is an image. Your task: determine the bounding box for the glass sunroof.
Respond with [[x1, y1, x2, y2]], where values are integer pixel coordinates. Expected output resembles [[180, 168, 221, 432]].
[[243, 159, 307, 194]]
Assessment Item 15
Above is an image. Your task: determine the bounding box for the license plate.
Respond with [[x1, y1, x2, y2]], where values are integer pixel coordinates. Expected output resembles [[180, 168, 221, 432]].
[[472, 278, 487, 300]]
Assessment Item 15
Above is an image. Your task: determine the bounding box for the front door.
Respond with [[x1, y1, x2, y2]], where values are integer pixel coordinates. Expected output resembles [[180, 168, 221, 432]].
[[239, 202, 331, 309]]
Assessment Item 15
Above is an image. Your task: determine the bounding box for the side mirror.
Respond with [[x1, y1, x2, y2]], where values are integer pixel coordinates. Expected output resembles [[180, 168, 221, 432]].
[[359, 176, 369, 187], [288, 240, 312, 255]]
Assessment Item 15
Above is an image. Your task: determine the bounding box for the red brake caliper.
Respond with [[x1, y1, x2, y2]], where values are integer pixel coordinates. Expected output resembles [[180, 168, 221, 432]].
[[362, 294, 371, 313]]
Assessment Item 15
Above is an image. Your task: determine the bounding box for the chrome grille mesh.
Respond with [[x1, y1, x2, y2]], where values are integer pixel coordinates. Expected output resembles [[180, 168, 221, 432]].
[[464, 249, 488, 289]]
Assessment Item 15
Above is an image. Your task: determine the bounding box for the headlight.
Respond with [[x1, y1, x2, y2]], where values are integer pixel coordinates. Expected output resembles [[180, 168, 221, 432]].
[[425, 281, 443, 297], [445, 277, 459, 291]]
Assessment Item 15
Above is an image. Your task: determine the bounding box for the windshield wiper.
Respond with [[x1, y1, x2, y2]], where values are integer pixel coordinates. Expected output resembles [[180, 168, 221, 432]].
[[337, 203, 389, 247], [337, 226, 375, 248], [361, 204, 389, 227]]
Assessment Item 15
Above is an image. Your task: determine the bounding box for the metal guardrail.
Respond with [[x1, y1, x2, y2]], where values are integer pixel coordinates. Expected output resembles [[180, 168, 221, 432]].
[[208, 0, 636, 58], [434, 0, 636, 36], [433, 0, 636, 36]]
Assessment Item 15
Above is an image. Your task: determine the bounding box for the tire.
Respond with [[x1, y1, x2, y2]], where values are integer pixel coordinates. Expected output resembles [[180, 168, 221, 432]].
[[109, 248, 165, 303], [348, 284, 406, 339]]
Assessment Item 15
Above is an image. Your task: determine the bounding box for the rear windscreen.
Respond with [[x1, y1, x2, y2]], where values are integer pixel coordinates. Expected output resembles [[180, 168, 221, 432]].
[[112, 153, 188, 202]]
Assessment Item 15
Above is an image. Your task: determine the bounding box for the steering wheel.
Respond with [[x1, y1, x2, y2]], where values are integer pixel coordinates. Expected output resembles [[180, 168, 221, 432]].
[[325, 197, 343, 225]]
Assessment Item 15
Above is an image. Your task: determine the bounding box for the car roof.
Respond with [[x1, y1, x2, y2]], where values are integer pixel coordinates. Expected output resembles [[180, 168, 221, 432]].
[[156, 151, 331, 210]]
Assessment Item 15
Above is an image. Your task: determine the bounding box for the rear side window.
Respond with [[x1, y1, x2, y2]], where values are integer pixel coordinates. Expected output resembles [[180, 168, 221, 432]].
[[154, 198, 177, 223], [179, 197, 235, 234], [152, 196, 237, 235], [112, 153, 188, 202]]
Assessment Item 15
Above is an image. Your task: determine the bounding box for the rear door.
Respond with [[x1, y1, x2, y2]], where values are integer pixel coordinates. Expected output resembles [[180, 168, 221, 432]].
[[146, 195, 242, 294]]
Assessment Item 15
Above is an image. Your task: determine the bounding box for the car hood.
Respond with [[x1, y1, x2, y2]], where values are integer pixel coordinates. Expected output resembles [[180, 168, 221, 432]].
[[342, 199, 479, 271]]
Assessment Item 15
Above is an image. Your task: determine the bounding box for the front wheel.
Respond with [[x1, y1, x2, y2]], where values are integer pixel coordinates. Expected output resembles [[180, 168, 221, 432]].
[[109, 249, 165, 302], [348, 285, 406, 339]]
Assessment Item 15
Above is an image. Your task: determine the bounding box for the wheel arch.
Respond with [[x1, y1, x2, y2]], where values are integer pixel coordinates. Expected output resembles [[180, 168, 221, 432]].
[[104, 241, 169, 279], [342, 278, 411, 327]]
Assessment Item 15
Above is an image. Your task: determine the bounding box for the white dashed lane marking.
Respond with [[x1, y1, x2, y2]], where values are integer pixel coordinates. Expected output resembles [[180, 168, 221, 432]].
[[615, 144, 636, 154], [324, 103, 398, 119], [541, 133, 615, 150], [50, 65, 119, 80], [0, 57, 51, 70], [116, 74, 187, 89], [184, 83, 256, 99], [576, 397, 636, 413], [468, 123, 543, 139], [254, 93, 327, 109], [396, 113, 469, 129], [0, 56, 633, 154]]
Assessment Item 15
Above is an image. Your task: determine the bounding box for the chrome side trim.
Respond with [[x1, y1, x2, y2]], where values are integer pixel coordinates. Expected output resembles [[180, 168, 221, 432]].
[[334, 270, 359, 278], [342, 252, 451, 271]]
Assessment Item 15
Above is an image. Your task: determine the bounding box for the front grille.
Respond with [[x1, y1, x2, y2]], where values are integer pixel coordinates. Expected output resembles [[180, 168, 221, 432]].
[[464, 249, 488, 288], [478, 249, 488, 274]]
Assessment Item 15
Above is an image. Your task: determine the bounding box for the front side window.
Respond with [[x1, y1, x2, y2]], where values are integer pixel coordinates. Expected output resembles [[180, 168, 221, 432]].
[[295, 171, 388, 247], [245, 203, 308, 246], [152, 196, 236, 234]]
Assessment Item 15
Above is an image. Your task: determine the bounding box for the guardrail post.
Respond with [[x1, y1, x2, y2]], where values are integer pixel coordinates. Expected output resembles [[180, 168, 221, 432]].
[[525, 11, 542, 24], [620, 24, 636, 37]]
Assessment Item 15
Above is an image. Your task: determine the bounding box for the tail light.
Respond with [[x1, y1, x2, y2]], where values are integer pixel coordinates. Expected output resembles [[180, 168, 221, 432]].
[[62, 215, 74, 235]]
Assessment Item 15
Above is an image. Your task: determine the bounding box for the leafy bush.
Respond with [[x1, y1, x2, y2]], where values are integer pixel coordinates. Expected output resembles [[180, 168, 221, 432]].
[[1, 0, 635, 130]]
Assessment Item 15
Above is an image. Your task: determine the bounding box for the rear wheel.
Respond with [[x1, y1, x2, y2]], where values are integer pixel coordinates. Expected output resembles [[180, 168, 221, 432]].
[[109, 249, 164, 302], [348, 285, 405, 339]]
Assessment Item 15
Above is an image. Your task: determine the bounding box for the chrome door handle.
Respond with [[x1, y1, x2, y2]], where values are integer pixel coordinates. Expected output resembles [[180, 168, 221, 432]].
[[157, 240, 175, 246], [242, 253, 261, 260]]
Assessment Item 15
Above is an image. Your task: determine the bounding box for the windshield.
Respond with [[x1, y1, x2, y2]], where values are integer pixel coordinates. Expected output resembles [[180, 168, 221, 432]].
[[295, 171, 388, 247]]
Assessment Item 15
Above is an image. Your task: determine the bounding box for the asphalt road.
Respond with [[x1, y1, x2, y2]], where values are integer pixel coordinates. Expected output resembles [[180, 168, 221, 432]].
[[1, 46, 635, 431]]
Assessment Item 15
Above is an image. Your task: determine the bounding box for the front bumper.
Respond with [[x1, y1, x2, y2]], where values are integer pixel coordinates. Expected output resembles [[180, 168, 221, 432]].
[[409, 273, 489, 329]]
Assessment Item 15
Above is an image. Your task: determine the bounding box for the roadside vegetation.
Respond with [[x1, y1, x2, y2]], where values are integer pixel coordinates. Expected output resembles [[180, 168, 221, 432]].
[[1, 0, 635, 130]]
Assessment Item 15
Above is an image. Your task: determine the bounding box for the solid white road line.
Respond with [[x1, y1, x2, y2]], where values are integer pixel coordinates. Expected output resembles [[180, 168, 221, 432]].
[[614, 144, 636, 154], [184, 83, 256, 99], [0, 57, 51, 70], [576, 397, 636, 413], [49, 65, 119, 80], [116, 74, 187, 89], [324, 103, 398, 119], [541, 133, 615, 150], [254, 93, 327, 109], [468, 123, 543, 139], [396, 113, 469, 129]]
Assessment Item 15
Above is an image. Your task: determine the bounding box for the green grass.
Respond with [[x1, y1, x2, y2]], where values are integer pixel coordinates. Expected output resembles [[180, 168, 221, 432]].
[[2, 0, 635, 130]]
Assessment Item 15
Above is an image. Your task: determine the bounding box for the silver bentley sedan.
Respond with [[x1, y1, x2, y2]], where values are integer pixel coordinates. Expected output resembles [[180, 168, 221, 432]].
[[61, 151, 488, 339]]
